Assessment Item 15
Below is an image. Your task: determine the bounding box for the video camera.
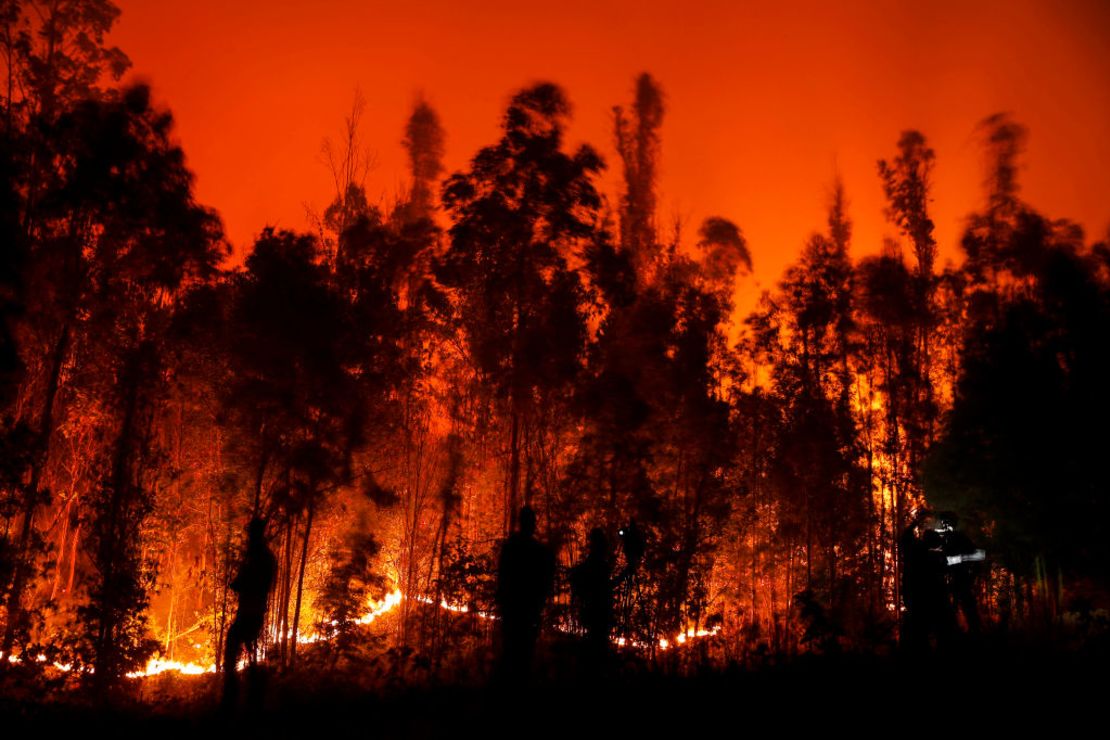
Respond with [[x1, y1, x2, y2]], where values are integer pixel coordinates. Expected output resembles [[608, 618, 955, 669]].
[[926, 513, 986, 568]]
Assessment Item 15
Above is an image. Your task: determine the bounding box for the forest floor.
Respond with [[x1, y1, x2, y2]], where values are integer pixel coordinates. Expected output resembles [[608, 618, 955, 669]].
[[2, 642, 1107, 738]]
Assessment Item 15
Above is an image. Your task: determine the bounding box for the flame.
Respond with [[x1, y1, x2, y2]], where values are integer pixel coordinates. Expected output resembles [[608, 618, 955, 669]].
[[294, 587, 405, 644], [1, 651, 74, 673], [608, 624, 721, 651], [109, 589, 407, 675], [412, 594, 495, 620], [7, 588, 719, 679], [670, 625, 721, 648], [355, 588, 403, 625], [127, 658, 216, 678]]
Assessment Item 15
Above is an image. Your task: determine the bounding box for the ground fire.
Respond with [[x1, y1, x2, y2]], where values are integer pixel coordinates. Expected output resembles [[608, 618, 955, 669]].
[[1, 0, 1108, 731]]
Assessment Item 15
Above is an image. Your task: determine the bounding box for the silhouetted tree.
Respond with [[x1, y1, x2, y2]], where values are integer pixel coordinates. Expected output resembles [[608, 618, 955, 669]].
[[614, 72, 664, 280], [319, 90, 373, 269], [399, 96, 445, 223], [0, 0, 138, 669], [38, 84, 224, 685], [928, 117, 1110, 620], [218, 228, 370, 667], [0, 0, 129, 122], [754, 182, 866, 628], [315, 511, 385, 668], [438, 82, 604, 531]]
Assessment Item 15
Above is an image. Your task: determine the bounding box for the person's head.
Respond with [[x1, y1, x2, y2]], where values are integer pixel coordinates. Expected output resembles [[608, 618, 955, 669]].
[[518, 506, 536, 537], [248, 517, 267, 544]]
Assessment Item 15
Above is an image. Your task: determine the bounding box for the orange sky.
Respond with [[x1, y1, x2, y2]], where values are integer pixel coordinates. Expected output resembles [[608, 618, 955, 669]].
[[111, 0, 1110, 293]]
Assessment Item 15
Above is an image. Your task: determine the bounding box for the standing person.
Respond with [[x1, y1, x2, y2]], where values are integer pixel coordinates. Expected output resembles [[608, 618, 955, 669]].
[[899, 516, 926, 652], [222, 517, 277, 711], [570, 527, 614, 671], [900, 512, 953, 653], [494, 505, 555, 682], [938, 513, 984, 635], [920, 524, 958, 646]]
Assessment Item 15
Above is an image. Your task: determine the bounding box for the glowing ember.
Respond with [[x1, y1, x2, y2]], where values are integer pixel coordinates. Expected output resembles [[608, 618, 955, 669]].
[[606, 624, 720, 652], [127, 658, 216, 678], [7, 588, 716, 679], [413, 594, 495, 620], [355, 588, 404, 625], [672, 626, 721, 647]]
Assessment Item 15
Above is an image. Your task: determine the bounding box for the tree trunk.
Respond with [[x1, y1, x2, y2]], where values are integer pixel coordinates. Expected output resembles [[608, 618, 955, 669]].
[[93, 344, 147, 685], [289, 499, 316, 669]]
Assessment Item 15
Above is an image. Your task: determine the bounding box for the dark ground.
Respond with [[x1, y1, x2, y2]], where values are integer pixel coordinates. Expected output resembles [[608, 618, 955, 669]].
[[2, 644, 1107, 738]]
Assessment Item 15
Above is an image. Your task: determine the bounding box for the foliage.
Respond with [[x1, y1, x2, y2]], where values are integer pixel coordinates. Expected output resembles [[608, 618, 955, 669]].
[[0, 6, 1107, 687]]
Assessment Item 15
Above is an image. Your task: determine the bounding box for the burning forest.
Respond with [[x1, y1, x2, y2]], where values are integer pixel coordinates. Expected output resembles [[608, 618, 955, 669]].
[[1, 0, 1109, 734]]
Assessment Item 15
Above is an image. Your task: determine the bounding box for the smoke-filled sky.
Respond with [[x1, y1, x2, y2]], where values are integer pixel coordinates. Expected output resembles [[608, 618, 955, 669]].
[[111, 0, 1110, 291]]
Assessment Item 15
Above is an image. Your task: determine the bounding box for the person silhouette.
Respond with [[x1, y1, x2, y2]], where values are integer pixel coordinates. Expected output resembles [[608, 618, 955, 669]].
[[570, 527, 614, 671], [900, 518, 926, 652], [901, 512, 956, 654], [494, 505, 554, 682], [920, 525, 957, 646], [938, 514, 984, 636], [222, 517, 277, 710]]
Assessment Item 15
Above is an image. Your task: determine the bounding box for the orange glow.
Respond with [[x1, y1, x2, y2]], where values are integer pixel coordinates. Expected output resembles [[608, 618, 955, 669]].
[[5, 0, 1103, 686], [128, 658, 216, 678], [6, 587, 717, 678], [110, 0, 1110, 296]]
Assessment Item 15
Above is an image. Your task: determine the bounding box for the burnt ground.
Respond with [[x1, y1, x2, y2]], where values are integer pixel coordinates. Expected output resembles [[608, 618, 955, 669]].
[[2, 643, 1107, 738]]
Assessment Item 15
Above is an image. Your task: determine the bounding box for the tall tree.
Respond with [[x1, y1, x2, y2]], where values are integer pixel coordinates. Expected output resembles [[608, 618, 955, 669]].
[[0, 0, 137, 666], [928, 115, 1110, 622], [874, 132, 941, 606], [927, 222, 1109, 619], [614, 72, 664, 280], [438, 82, 604, 531], [399, 96, 445, 223], [961, 113, 1039, 311], [30, 84, 223, 683], [1, 0, 129, 125], [219, 228, 373, 667], [755, 182, 865, 616], [878, 131, 937, 281]]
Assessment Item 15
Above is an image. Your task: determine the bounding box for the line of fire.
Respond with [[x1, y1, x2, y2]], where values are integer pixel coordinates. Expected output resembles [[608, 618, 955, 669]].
[[1, 1, 1108, 732]]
